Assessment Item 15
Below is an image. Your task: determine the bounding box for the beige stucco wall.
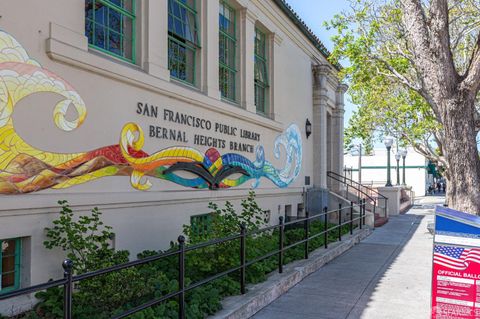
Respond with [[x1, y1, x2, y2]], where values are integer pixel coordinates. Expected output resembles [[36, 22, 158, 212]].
[[0, 1, 344, 310]]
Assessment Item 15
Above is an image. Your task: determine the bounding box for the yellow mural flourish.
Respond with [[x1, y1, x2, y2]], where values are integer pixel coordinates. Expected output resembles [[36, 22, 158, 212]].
[[0, 31, 87, 171], [119, 123, 204, 190]]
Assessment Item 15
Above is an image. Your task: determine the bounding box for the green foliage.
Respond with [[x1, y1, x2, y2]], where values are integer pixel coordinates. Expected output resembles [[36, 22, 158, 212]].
[[284, 220, 340, 263], [37, 201, 149, 318], [17, 194, 354, 319], [184, 191, 267, 241], [324, 0, 448, 161], [182, 191, 354, 287], [43, 200, 114, 273], [183, 191, 275, 286]]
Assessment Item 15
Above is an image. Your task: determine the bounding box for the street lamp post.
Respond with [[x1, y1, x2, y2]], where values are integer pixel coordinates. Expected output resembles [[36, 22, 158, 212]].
[[384, 136, 394, 187], [349, 144, 363, 184], [395, 153, 401, 185], [358, 144, 362, 184], [400, 149, 408, 186], [350, 144, 362, 184]]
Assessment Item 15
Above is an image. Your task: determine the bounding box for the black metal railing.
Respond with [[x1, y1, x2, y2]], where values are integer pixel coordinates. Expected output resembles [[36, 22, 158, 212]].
[[327, 171, 388, 219], [0, 202, 367, 319]]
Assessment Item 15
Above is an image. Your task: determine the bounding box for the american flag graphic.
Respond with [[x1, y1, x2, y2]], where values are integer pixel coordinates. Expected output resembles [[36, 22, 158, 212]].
[[434, 245, 480, 270]]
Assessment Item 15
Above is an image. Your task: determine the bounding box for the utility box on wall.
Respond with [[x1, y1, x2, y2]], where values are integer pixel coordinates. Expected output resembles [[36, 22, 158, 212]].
[[305, 188, 329, 215]]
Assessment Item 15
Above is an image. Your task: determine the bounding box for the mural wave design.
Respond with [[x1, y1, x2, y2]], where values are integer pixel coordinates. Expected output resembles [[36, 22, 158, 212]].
[[0, 30, 302, 194]]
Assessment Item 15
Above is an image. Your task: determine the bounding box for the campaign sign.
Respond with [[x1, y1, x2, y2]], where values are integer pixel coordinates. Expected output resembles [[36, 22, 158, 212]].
[[432, 206, 480, 318]]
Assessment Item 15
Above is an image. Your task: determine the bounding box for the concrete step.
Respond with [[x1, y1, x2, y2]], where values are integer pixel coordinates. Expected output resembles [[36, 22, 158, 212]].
[[374, 213, 388, 227], [333, 190, 387, 228]]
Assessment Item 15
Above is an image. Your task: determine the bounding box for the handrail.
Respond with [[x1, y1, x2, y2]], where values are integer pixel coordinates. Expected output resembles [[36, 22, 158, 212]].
[[327, 171, 388, 221], [327, 171, 376, 204], [327, 171, 387, 200], [0, 202, 368, 319]]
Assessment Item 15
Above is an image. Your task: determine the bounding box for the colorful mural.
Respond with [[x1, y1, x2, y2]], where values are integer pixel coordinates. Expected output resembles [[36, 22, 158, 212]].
[[0, 30, 302, 194]]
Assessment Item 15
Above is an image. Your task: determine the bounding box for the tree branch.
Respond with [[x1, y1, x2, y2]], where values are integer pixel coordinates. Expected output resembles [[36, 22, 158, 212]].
[[433, 129, 445, 157], [451, 21, 480, 52], [462, 33, 480, 93], [401, 131, 447, 169], [374, 58, 441, 120], [400, 0, 433, 64], [401, 0, 460, 102]]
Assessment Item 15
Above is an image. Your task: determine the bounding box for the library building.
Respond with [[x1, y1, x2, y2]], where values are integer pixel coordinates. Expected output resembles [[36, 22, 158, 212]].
[[0, 0, 346, 313]]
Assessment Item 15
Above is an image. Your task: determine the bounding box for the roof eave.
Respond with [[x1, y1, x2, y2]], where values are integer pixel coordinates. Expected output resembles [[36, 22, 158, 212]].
[[271, 0, 342, 71]]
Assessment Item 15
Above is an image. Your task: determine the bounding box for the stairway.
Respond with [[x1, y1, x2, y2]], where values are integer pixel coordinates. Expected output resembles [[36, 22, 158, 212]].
[[327, 171, 389, 227], [374, 213, 388, 227]]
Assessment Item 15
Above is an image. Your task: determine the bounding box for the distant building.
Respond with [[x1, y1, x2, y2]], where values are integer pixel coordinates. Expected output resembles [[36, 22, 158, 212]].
[[344, 147, 429, 196]]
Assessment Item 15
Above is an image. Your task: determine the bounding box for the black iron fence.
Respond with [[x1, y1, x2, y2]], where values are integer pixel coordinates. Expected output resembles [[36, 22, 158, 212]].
[[0, 201, 367, 319]]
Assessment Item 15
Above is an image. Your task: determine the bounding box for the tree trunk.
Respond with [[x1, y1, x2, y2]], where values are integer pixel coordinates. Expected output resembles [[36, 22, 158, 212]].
[[399, 0, 480, 214], [441, 94, 480, 214]]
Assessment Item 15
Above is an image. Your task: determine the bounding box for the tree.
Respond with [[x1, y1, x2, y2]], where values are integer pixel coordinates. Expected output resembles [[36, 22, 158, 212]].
[[327, 0, 480, 213]]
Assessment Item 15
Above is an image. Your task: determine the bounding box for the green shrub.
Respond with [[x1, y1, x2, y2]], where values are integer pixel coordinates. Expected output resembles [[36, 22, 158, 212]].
[[182, 191, 276, 285], [36, 201, 149, 318]]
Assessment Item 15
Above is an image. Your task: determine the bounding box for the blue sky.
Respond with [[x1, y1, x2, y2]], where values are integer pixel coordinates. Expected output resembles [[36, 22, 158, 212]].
[[288, 0, 356, 126]]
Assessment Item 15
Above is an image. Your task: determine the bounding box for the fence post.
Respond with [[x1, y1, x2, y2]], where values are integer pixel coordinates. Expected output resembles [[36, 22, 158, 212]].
[[178, 235, 186, 319], [338, 203, 342, 241], [278, 216, 284, 274], [359, 199, 363, 230], [62, 259, 73, 319], [323, 207, 328, 249], [350, 201, 354, 235], [304, 210, 310, 259], [385, 198, 388, 218], [240, 223, 246, 295], [363, 198, 366, 226]]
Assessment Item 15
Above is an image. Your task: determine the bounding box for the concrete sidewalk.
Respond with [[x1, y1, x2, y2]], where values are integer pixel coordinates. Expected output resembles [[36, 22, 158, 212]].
[[251, 197, 443, 319]]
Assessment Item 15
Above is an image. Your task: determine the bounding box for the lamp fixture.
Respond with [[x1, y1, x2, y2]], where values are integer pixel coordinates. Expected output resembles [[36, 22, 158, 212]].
[[305, 119, 312, 139], [383, 136, 394, 148], [384, 136, 394, 187]]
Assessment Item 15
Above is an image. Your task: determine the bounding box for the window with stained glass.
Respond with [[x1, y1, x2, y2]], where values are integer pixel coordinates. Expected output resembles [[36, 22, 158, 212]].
[[254, 28, 269, 115], [219, 1, 237, 102], [85, 0, 135, 63], [0, 238, 21, 293], [168, 0, 199, 85]]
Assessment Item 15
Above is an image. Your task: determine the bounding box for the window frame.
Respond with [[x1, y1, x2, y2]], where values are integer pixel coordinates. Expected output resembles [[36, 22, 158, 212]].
[[168, 0, 200, 86], [219, 0, 237, 103], [85, 0, 137, 64], [0, 238, 21, 294], [254, 27, 269, 116]]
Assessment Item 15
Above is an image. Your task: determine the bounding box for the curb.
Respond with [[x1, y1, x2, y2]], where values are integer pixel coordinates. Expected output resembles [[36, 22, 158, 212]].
[[209, 227, 373, 319]]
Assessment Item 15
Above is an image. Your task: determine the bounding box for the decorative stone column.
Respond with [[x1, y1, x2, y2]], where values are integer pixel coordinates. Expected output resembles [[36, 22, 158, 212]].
[[330, 84, 348, 192], [312, 65, 330, 190], [240, 9, 257, 112]]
